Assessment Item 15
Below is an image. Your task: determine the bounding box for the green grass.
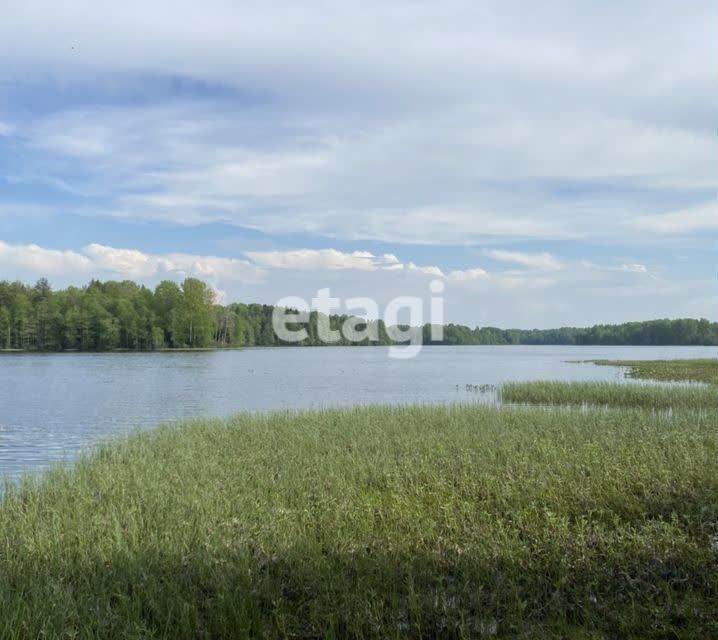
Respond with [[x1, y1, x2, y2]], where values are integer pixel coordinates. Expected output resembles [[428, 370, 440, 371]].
[[589, 359, 718, 385], [2, 403, 718, 639], [500, 380, 718, 410]]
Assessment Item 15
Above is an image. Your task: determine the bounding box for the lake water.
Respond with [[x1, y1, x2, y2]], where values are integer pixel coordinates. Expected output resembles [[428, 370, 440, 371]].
[[1, 345, 715, 480]]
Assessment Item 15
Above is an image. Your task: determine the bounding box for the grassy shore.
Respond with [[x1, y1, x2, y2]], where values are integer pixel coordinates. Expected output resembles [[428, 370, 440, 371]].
[[501, 380, 718, 410], [2, 401, 717, 638], [589, 359, 718, 385]]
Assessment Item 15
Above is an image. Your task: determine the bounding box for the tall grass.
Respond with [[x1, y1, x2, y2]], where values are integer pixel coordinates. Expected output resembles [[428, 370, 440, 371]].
[[591, 359, 718, 385], [1, 403, 717, 638], [501, 380, 718, 410]]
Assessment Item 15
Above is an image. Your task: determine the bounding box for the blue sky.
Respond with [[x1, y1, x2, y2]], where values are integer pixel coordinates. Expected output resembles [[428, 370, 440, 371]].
[[0, 1, 716, 327]]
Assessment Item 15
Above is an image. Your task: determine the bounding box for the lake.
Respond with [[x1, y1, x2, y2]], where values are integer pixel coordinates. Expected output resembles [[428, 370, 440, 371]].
[[1, 345, 715, 480]]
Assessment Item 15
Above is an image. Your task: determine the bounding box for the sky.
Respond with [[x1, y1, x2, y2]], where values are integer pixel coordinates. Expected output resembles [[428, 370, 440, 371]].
[[0, 0, 716, 328]]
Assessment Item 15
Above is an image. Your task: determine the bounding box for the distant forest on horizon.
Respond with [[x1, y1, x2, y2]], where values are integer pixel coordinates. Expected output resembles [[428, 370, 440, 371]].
[[0, 278, 716, 351]]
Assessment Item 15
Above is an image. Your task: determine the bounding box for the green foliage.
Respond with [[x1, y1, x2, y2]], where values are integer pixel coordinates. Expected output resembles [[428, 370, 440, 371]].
[[175, 278, 216, 348], [1, 278, 717, 351], [0, 278, 218, 351], [1, 403, 717, 638]]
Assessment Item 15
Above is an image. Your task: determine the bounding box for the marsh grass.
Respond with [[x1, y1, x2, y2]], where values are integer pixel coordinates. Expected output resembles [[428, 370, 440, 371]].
[[590, 359, 718, 385], [1, 403, 717, 638], [500, 380, 718, 411]]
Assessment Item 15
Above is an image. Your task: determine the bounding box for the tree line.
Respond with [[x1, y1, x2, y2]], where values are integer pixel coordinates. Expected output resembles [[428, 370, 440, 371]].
[[0, 278, 716, 351]]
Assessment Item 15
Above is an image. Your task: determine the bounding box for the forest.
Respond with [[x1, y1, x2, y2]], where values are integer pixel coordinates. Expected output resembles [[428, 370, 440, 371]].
[[0, 278, 716, 351]]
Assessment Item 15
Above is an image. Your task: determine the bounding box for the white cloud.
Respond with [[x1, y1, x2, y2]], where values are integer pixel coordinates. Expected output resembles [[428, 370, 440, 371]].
[[485, 250, 563, 271], [82, 243, 265, 283], [619, 263, 648, 274], [0, 2, 713, 246], [0, 241, 458, 285], [21, 102, 714, 246], [0, 239, 508, 295], [631, 202, 718, 234], [405, 262, 445, 278], [245, 249, 396, 271], [146, 251, 265, 284], [381, 253, 401, 266], [0, 241, 265, 285], [0, 121, 14, 137], [447, 268, 489, 282], [83, 243, 156, 278], [0, 241, 92, 274]]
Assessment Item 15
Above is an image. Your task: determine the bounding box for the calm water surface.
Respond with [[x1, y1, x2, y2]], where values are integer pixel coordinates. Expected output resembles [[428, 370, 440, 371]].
[[1, 345, 715, 479]]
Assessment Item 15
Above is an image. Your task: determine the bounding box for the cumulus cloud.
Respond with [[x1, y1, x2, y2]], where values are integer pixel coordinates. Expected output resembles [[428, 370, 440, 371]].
[[83, 243, 156, 278], [0, 240, 663, 301], [447, 268, 489, 282], [404, 262, 445, 278], [0, 241, 265, 285], [245, 249, 395, 271], [138, 251, 264, 284], [243, 250, 497, 281], [485, 250, 563, 271], [243, 249, 450, 277], [0, 241, 470, 284], [0, 241, 92, 274], [83, 244, 264, 284], [0, 240, 557, 293]]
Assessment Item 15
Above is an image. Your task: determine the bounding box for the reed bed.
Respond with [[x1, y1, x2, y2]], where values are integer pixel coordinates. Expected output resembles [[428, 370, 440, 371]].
[[590, 358, 718, 385], [501, 380, 718, 410], [1, 401, 717, 638]]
